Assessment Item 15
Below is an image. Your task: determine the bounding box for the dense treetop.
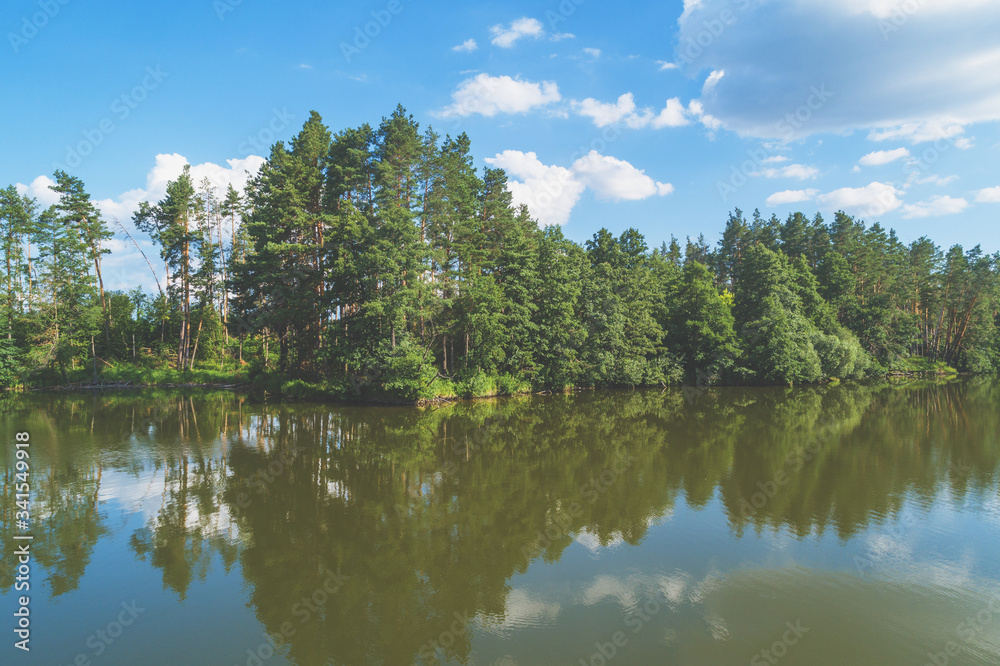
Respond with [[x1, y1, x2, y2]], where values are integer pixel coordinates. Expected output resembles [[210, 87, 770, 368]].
[[1, 107, 997, 397]]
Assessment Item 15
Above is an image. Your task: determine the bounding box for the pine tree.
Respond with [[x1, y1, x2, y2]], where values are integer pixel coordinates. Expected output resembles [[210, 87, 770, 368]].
[[51, 171, 112, 345]]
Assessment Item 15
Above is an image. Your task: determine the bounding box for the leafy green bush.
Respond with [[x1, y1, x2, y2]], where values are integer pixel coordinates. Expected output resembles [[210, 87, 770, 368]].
[[0, 339, 22, 390]]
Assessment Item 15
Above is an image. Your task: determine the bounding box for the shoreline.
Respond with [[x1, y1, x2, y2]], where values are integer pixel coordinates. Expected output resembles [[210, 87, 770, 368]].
[[14, 369, 967, 406]]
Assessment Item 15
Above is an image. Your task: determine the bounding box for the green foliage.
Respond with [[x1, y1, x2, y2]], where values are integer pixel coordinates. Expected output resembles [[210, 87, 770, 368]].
[[3, 109, 999, 397], [669, 260, 740, 383], [0, 338, 22, 390]]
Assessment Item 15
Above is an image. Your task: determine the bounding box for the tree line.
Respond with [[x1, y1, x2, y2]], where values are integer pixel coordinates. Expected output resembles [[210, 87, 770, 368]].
[[1, 105, 997, 397]]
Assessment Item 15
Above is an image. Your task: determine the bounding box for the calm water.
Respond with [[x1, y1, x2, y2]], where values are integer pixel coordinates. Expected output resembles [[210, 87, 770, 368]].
[[2, 380, 1000, 665]]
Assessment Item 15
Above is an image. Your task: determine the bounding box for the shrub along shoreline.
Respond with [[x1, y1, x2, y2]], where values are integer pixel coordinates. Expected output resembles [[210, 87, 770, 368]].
[[16, 359, 962, 406]]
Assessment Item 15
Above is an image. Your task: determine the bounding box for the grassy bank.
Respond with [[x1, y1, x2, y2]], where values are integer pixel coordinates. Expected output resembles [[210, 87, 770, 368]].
[[15, 356, 967, 403]]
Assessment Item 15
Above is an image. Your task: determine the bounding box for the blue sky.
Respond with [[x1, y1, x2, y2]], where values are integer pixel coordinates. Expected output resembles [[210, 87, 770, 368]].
[[4, 0, 1000, 291]]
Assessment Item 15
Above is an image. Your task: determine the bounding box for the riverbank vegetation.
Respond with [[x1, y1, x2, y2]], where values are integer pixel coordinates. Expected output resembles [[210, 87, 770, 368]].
[[1, 107, 997, 399]]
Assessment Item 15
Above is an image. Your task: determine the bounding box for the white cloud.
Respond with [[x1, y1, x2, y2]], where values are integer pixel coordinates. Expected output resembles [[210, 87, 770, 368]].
[[573, 94, 693, 129], [867, 120, 966, 145], [490, 17, 544, 48], [858, 147, 910, 166], [551, 32, 575, 41], [452, 39, 478, 53], [657, 60, 680, 71], [762, 155, 789, 164], [687, 99, 722, 130], [757, 164, 819, 180], [583, 47, 602, 58], [816, 182, 902, 217], [15, 175, 60, 208], [766, 189, 819, 206], [652, 98, 692, 128], [485, 150, 671, 225], [571, 151, 674, 200], [678, 1, 1000, 140], [485, 150, 584, 226], [916, 174, 959, 186], [702, 69, 725, 94], [92, 153, 264, 224], [18, 153, 265, 294], [975, 186, 1000, 202], [438, 74, 561, 118], [838, 0, 995, 19], [902, 195, 970, 218], [575, 93, 640, 128]]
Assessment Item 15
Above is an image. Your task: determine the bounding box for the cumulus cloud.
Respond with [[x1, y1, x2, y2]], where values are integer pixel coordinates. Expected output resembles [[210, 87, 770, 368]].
[[766, 189, 820, 206], [93, 153, 264, 223], [484, 150, 585, 226], [484, 149, 671, 225], [902, 195, 970, 218], [574, 93, 650, 128], [15, 175, 60, 208], [975, 186, 1000, 202], [702, 69, 725, 93], [571, 151, 674, 200], [438, 74, 561, 118], [657, 60, 680, 71], [583, 47, 602, 58], [676, 0, 1000, 140], [815, 182, 902, 217], [858, 147, 910, 166], [490, 17, 544, 48], [573, 94, 698, 129], [757, 164, 819, 180], [452, 39, 478, 53], [17, 155, 262, 226], [15, 153, 264, 293], [98, 154, 264, 291]]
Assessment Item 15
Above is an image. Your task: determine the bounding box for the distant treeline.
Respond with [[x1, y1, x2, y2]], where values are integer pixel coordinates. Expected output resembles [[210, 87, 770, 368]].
[[1, 105, 998, 398]]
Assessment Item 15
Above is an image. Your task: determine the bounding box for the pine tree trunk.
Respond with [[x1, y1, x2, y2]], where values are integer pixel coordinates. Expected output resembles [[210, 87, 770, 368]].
[[94, 255, 109, 344], [189, 310, 204, 371]]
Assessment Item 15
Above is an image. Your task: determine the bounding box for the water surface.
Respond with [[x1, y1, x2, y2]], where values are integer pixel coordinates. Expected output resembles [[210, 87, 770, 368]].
[[2, 379, 999, 665]]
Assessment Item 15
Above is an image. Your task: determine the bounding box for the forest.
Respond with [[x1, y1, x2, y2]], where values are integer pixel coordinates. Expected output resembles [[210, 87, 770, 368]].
[[1, 105, 998, 400]]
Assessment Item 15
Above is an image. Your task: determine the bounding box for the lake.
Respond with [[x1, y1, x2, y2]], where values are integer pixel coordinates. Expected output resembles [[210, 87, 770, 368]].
[[2, 379, 999, 665]]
